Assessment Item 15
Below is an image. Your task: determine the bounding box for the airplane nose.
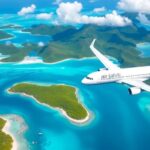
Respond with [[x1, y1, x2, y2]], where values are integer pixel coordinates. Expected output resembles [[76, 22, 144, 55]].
[[81, 78, 87, 84]]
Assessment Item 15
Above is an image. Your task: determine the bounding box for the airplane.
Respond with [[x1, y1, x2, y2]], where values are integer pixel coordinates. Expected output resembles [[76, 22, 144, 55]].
[[82, 39, 150, 95]]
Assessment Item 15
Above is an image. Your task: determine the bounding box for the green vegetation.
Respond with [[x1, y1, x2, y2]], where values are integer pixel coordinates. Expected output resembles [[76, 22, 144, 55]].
[[0, 23, 150, 84], [9, 83, 88, 120], [0, 30, 13, 40], [0, 24, 150, 67], [0, 118, 13, 150], [0, 43, 40, 62], [0, 24, 22, 30], [23, 24, 76, 36], [21, 24, 150, 67]]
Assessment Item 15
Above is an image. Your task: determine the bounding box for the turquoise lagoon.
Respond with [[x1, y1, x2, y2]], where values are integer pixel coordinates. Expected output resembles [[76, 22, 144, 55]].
[[0, 58, 150, 150], [0, 28, 52, 47], [137, 43, 150, 58]]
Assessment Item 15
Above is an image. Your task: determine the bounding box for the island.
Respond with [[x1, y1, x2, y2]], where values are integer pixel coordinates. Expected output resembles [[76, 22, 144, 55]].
[[0, 22, 150, 84], [0, 118, 13, 150], [22, 24, 76, 36], [0, 23, 149, 66], [0, 23, 150, 67], [0, 30, 13, 40], [9, 83, 90, 124], [0, 24, 22, 30]]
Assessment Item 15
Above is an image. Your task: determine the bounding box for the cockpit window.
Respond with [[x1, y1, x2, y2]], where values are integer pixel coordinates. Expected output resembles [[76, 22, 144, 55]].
[[98, 68, 108, 72], [86, 76, 93, 80]]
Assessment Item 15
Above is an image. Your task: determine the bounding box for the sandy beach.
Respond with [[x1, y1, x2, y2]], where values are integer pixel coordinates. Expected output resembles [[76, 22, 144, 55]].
[[0, 115, 28, 150], [18, 56, 96, 65], [1, 116, 18, 150], [19, 56, 44, 64]]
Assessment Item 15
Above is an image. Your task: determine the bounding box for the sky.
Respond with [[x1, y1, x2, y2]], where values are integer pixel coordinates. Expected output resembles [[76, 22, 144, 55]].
[[0, 0, 149, 27], [0, 0, 118, 13]]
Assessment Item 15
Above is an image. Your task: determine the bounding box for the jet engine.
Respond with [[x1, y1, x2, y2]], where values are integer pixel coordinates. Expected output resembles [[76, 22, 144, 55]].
[[128, 87, 141, 95]]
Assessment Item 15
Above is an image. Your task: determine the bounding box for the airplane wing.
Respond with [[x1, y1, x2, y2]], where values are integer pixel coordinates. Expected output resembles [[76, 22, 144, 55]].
[[120, 79, 150, 92], [90, 39, 120, 70]]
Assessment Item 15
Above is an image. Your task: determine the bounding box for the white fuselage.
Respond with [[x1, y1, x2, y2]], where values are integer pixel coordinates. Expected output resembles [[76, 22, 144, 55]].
[[82, 66, 150, 84]]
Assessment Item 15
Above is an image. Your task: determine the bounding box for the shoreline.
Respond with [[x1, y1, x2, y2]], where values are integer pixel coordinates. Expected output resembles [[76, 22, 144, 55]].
[[136, 42, 150, 58], [18, 56, 44, 64], [1, 116, 19, 150], [0, 35, 14, 41], [136, 42, 150, 46], [7, 84, 93, 125], [0, 56, 97, 65], [0, 114, 28, 150], [0, 56, 96, 65], [0, 23, 22, 29], [16, 56, 96, 65]]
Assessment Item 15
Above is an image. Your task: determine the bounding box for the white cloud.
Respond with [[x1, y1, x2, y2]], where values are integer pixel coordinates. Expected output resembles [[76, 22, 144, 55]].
[[36, 13, 53, 20], [38, 42, 45, 47], [18, 4, 36, 16], [56, 1, 132, 27], [137, 13, 150, 25], [118, 0, 150, 14], [93, 7, 106, 13], [57, 1, 82, 23]]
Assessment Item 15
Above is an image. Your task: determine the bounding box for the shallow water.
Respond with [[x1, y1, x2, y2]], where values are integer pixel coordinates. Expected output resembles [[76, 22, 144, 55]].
[[137, 43, 150, 58], [0, 58, 150, 150], [0, 28, 52, 46]]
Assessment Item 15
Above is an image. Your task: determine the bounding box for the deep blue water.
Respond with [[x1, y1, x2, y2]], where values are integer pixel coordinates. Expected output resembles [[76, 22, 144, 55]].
[[0, 58, 150, 150]]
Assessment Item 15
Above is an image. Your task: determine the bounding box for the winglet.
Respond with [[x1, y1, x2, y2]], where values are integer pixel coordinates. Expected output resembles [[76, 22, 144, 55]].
[[90, 39, 96, 49]]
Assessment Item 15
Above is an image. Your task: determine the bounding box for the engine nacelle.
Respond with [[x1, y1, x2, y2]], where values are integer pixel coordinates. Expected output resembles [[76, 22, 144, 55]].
[[128, 87, 141, 95]]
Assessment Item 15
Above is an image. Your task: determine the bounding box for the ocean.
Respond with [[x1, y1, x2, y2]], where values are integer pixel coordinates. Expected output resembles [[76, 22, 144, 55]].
[[0, 58, 150, 150], [0, 5, 150, 149]]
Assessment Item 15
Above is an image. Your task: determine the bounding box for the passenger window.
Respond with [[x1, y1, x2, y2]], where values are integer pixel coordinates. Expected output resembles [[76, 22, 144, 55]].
[[86, 77, 93, 80]]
